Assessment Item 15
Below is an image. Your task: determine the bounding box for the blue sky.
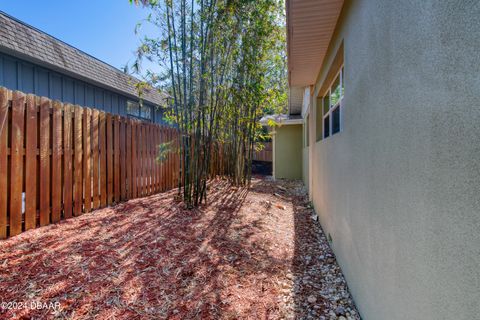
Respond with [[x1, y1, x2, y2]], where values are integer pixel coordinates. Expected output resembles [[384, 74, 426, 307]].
[[1, 0, 156, 73]]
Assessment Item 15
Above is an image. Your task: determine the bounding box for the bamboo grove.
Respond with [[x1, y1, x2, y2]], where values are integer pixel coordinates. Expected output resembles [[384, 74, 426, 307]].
[[130, 0, 287, 207]]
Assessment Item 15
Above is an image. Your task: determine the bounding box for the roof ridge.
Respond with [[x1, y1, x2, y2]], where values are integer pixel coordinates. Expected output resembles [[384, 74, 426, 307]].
[[0, 10, 136, 81], [0, 10, 165, 105]]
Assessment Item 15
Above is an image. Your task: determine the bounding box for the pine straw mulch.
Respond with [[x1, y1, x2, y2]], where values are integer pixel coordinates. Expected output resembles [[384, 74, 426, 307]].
[[0, 177, 359, 320]]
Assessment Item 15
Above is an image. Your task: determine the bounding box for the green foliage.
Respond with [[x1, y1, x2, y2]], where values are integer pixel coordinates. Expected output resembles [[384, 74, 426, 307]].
[[156, 142, 173, 163], [129, 0, 287, 207]]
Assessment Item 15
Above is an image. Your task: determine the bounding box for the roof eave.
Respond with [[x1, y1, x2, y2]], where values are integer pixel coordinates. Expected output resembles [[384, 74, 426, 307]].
[[0, 46, 162, 106], [287, 0, 344, 87]]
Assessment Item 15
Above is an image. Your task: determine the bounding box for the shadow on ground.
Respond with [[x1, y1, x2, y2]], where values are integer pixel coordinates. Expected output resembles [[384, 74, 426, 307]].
[[0, 178, 359, 319], [0, 179, 292, 319]]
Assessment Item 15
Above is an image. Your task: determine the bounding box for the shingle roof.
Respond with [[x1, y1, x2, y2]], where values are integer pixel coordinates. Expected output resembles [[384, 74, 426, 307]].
[[0, 11, 165, 106], [260, 113, 303, 126]]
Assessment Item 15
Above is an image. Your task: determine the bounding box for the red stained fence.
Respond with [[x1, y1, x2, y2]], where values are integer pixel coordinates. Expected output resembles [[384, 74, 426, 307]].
[[0, 87, 187, 239], [253, 142, 272, 162]]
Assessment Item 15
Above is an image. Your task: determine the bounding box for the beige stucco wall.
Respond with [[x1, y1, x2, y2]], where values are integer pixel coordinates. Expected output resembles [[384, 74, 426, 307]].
[[306, 1, 480, 319], [273, 124, 302, 180], [302, 119, 310, 189], [302, 147, 309, 190]]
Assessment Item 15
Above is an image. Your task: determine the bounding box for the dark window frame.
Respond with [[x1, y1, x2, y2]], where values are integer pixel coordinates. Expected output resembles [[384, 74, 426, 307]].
[[127, 100, 152, 121]]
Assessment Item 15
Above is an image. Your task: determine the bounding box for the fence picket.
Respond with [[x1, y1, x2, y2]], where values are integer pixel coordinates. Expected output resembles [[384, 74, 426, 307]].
[[120, 119, 126, 200], [63, 104, 73, 219], [161, 127, 166, 192], [106, 114, 113, 205], [155, 126, 160, 192], [139, 125, 144, 196], [168, 129, 173, 189], [152, 125, 156, 192], [171, 129, 174, 188], [25, 95, 37, 230], [74, 106, 83, 216], [0, 88, 9, 239], [92, 110, 100, 209], [147, 124, 151, 195], [52, 101, 62, 222], [83, 108, 92, 212], [126, 119, 132, 199], [174, 130, 178, 188], [131, 121, 137, 198], [39, 98, 51, 226], [148, 124, 153, 194], [99, 112, 107, 207], [10, 92, 25, 236], [114, 116, 120, 203]]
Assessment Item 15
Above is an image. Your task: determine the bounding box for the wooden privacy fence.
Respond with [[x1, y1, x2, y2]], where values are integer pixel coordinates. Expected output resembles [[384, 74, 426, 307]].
[[253, 142, 272, 162], [0, 87, 183, 239]]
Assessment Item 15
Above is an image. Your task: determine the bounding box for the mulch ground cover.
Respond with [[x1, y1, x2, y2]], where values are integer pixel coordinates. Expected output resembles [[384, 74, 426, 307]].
[[0, 177, 360, 319]]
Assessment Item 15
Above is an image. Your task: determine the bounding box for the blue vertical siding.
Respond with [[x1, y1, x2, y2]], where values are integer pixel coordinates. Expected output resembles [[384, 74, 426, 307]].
[[63, 78, 74, 104], [0, 51, 159, 123], [111, 94, 119, 115], [85, 85, 94, 107], [50, 73, 62, 100], [20, 63, 34, 93], [75, 82, 85, 106], [104, 92, 112, 113], [36, 68, 49, 96], [94, 88, 104, 110], [118, 96, 126, 116], [3, 56, 16, 89]]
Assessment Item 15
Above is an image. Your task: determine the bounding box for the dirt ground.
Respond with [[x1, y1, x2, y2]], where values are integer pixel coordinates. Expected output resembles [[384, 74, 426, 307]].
[[0, 177, 360, 320]]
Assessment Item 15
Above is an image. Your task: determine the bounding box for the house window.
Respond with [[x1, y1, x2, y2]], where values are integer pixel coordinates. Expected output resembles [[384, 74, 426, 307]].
[[127, 100, 152, 120], [322, 66, 344, 139], [140, 104, 151, 119]]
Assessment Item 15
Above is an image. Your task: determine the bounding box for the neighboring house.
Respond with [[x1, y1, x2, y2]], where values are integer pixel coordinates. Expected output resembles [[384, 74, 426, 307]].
[[274, 1, 479, 320], [0, 11, 166, 123], [261, 87, 310, 180], [260, 111, 303, 180]]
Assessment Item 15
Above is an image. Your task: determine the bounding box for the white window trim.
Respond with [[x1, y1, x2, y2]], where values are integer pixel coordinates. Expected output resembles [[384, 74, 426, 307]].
[[322, 65, 344, 139]]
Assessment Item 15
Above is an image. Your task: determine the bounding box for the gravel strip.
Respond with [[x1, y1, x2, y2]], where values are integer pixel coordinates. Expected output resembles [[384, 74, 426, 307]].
[[276, 179, 361, 320]]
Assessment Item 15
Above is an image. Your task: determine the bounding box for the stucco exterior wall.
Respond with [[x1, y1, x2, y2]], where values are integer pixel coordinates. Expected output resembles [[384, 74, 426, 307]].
[[308, 1, 480, 319], [302, 147, 309, 190], [274, 124, 303, 180]]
